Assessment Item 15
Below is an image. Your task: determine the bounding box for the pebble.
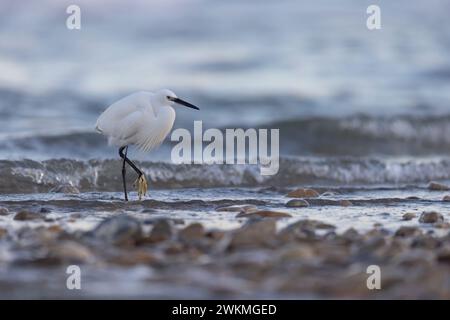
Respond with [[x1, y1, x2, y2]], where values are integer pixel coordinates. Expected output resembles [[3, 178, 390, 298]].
[[286, 219, 336, 231], [428, 182, 449, 191], [0, 207, 10, 216], [178, 223, 205, 243], [278, 219, 334, 242], [285, 199, 309, 208], [89, 215, 142, 245], [443, 195, 450, 202], [148, 219, 173, 243], [216, 205, 258, 213], [0, 228, 7, 239], [395, 226, 422, 237], [341, 228, 360, 242], [436, 245, 450, 263], [402, 212, 416, 221], [47, 225, 63, 233], [13, 210, 45, 221], [433, 222, 450, 229], [236, 210, 292, 219], [229, 219, 277, 248], [50, 241, 93, 263], [339, 200, 352, 207], [419, 211, 444, 224], [286, 188, 320, 198]]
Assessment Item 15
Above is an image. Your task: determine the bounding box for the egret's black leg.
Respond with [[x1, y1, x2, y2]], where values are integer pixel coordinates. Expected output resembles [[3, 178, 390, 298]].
[[119, 148, 143, 177], [119, 146, 129, 201], [119, 146, 147, 200]]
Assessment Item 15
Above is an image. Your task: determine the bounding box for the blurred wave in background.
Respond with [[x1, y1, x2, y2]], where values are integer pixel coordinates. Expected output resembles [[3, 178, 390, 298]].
[[0, 0, 450, 161]]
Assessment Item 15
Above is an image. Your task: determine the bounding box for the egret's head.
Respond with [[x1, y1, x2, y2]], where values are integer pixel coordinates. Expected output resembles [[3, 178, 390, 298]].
[[155, 89, 199, 110]]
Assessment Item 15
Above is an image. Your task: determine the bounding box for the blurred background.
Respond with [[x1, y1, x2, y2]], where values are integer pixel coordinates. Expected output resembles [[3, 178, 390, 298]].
[[0, 0, 450, 162]]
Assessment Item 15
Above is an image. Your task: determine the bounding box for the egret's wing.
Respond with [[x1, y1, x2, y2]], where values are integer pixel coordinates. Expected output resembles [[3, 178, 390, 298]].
[[109, 110, 144, 143], [95, 91, 172, 152], [95, 92, 152, 135]]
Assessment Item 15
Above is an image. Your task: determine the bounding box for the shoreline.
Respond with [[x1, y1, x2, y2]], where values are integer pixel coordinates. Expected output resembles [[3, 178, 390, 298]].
[[0, 185, 449, 299]]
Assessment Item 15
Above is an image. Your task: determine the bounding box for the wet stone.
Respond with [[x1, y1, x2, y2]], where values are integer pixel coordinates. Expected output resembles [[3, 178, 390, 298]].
[[206, 229, 226, 241], [428, 182, 449, 191], [236, 210, 292, 219], [216, 205, 258, 213], [436, 245, 450, 263], [419, 211, 444, 224], [49, 241, 93, 264], [395, 226, 422, 238], [278, 219, 334, 242], [178, 223, 205, 243], [287, 219, 335, 231], [443, 195, 450, 202], [286, 188, 320, 198], [148, 219, 173, 243], [13, 210, 46, 221], [402, 213, 416, 221], [341, 228, 360, 242], [411, 235, 440, 249], [89, 215, 142, 246], [285, 199, 309, 208], [434, 222, 450, 229], [339, 200, 352, 207], [0, 207, 10, 216], [229, 219, 277, 248]]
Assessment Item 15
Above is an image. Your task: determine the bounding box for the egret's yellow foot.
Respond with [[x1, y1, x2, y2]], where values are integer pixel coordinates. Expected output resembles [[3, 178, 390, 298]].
[[134, 174, 148, 200]]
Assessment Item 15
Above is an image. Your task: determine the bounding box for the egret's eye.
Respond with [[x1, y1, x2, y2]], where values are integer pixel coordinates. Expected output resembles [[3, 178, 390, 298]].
[[166, 96, 170, 99]]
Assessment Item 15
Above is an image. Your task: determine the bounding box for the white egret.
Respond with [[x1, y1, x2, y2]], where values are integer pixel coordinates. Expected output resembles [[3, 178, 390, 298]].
[[95, 89, 199, 201]]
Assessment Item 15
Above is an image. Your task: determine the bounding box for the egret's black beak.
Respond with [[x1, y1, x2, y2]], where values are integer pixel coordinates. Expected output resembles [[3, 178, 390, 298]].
[[170, 97, 200, 110]]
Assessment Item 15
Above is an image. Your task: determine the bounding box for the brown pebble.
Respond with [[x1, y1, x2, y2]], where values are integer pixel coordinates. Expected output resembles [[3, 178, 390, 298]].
[[216, 205, 258, 213], [434, 222, 450, 229], [50, 241, 93, 263], [419, 211, 444, 224], [285, 199, 309, 208], [236, 210, 292, 219], [402, 212, 416, 221], [286, 188, 320, 198], [0, 228, 7, 239], [395, 226, 422, 237], [13, 210, 45, 221], [428, 182, 449, 191], [178, 223, 205, 242], [148, 219, 173, 243], [206, 229, 226, 241], [229, 219, 277, 248], [436, 245, 450, 263], [443, 195, 450, 202], [339, 200, 352, 207], [278, 220, 335, 243], [47, 225, 63, 233]]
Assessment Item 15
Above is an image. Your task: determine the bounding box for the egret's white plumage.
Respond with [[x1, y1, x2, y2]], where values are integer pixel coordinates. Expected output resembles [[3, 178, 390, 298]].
[[96, 89, 176, 152], [95, 89, 199, 201]]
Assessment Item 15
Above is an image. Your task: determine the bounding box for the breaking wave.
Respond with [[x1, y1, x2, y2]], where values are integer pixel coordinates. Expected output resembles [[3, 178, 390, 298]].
[[1, 157, 450, 193]]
